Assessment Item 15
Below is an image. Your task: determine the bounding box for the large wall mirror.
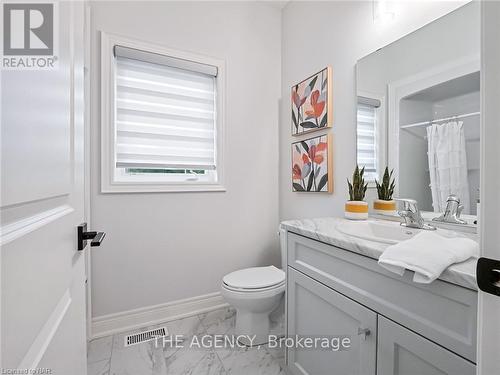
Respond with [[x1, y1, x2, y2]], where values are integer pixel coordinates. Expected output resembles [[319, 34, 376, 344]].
[[356, 2, 480, 218]]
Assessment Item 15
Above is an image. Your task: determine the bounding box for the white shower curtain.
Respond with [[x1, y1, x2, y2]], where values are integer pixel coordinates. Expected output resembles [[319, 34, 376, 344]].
[[426, 121, 470, 214]]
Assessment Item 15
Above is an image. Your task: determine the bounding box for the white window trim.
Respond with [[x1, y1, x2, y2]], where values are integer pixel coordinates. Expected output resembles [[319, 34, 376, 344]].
[[100, 31, 226, 193], [357, 90, 387, 187]]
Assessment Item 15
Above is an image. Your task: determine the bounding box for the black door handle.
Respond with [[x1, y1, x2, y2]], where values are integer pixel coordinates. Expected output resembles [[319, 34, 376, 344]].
[[477, 257, 500, 296], [77, 223, 106, 251]]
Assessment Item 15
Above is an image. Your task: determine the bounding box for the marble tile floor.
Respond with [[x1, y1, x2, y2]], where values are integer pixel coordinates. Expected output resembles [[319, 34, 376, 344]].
[[87, 307, 287, 375]]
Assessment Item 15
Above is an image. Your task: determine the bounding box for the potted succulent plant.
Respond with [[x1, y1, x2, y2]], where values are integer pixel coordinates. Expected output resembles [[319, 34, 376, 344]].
[[346, 165, 369, 220], [374, 167, 396, 215]]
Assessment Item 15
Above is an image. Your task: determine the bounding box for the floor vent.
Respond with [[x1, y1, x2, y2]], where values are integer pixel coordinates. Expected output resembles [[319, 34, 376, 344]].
[[124, 327, 167, 347]]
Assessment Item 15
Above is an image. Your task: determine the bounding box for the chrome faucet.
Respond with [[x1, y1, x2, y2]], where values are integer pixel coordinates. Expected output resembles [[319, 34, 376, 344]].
[[432, 194, 467, 225], [395, 198, 436, 230]]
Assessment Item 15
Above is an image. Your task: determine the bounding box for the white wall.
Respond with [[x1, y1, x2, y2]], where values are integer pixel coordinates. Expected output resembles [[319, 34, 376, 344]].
[[357, 3, 479, 98], [399, 100, 433, 211], [89, 1, 281, 317], [280, 0, 470, 220]]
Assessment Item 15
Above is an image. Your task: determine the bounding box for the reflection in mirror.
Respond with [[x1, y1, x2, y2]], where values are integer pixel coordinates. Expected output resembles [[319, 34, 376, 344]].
[[356, 2, 480, 217]]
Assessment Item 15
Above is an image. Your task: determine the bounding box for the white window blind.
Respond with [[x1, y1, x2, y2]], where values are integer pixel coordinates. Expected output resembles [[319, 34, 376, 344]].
[[357, 97, 380, 180], [114, 46, 218, 171]]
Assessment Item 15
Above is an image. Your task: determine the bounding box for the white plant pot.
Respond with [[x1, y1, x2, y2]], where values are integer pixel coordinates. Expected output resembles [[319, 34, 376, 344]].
[[373, 199, 397, 216], [345, 201, 369, 220]]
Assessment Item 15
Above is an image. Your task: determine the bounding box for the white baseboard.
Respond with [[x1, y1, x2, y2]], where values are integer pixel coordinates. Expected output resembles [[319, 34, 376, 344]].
[[91, 292, 228, 339]]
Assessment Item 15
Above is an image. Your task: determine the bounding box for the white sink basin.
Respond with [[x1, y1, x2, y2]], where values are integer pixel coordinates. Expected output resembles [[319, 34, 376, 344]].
[[337, 220, 423, 244]]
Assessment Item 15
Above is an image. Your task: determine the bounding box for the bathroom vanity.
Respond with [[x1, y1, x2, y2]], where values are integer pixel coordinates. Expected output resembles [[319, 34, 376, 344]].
[[281, 217, 478, 375]]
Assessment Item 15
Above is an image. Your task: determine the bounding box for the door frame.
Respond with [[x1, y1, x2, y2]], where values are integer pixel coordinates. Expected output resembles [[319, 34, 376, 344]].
[[84, 0, 93, 340], [477, 1, 500, 373]]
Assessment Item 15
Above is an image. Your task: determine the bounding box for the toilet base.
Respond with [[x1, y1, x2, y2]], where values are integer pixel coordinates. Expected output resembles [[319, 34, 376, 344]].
[[235, 310, 271, 346]]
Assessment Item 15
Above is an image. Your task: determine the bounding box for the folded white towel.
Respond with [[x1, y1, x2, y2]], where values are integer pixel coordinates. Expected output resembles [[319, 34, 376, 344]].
[[378, 231, 479, 284]]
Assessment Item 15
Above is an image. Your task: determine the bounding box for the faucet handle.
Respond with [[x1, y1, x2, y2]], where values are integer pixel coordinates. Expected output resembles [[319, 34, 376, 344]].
[[394, 198, 436, 230], [394, 198, 418, 212]]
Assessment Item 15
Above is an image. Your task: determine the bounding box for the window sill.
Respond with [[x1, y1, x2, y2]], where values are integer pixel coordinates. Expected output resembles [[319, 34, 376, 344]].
[[101, 183, 226, 194]]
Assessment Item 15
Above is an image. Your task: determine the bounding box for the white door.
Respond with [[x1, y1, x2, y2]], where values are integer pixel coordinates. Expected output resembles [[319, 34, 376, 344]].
[[477, 1, 500, 374], [1, 2, 88, 373]]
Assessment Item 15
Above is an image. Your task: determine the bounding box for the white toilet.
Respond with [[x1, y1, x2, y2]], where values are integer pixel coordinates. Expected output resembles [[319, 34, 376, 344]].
[[221, 231, 286, 346]]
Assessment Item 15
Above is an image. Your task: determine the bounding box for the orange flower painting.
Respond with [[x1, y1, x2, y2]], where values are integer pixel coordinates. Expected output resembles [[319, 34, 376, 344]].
[[292, 134, 333, 193], [291, 67, 332, 135]]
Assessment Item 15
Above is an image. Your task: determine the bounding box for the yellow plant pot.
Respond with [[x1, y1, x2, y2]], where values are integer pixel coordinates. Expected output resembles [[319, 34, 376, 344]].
[[345, 201, 369, 220], [373, 199, 397, 215]]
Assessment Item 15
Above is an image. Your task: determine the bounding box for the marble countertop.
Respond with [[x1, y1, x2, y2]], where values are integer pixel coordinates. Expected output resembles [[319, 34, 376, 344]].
[[280, 217, 478, 291]]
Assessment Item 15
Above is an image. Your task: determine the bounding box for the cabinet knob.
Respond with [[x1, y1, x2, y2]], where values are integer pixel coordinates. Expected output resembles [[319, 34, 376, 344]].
[[358, 327, 371, 340]]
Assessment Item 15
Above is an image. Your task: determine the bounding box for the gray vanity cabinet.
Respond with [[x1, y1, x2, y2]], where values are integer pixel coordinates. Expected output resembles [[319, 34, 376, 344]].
[[287, 268, 377, 375], [285, 231, 477, 375], [377, 316, 476, 375]]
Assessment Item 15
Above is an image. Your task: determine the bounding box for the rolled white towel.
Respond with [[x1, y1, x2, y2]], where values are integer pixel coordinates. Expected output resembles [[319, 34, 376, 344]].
[[378, 231, 479, 284]]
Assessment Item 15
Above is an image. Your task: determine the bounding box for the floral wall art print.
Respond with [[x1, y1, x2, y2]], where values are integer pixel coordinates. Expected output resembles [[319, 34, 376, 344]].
[[292, 134, 333, 193], [291, 67, 332, 135]]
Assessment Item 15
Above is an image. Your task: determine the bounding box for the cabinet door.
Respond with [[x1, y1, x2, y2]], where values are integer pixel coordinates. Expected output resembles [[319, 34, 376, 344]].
[[287, 267, 377, 375], [377, 316, 476, 375]]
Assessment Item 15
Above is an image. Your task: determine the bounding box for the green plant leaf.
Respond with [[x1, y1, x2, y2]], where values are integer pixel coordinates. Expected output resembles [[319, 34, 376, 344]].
[[300, 121, 318, 129], [349, 165, 367, 200], [317, 174, 328, 191], [293, 183, 305, 192], [320, 114, 328, 128], [301, 141, 309, 153], [307, 170, 314, 191], [376, 166, 396, 200], [308, 75, 318, 91], [321, 77, 328, 91]]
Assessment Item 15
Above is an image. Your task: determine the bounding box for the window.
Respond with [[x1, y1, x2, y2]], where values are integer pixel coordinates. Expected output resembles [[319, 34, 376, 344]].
[[357, 96, 381, 181], [101, 33, 225, 193]]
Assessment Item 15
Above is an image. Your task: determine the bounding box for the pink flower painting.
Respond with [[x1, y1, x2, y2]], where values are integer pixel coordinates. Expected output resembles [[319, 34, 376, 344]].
[[292, 134, 333, 193], [291, 67, 332, 135]]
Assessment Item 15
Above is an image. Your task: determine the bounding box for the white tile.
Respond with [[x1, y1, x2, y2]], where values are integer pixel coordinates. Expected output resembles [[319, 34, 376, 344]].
[[88, 336, 113, 364], [216, 346, 286, 375], [191, 350, 228, 375], [162, 315, 226, 374], [198, 308, 236, 335], [266, 343, 285, 360], [265, 343, 285, 370], [93, 308, 286, 375], [109, 324, 167, 375], [164, 345, 226, 375], [87, 359, 110, 375], [166, 315, 206, 338]]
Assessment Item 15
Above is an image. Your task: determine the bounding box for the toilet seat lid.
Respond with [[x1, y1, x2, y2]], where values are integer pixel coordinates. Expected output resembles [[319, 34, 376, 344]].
[[223, 266, 285, 290]]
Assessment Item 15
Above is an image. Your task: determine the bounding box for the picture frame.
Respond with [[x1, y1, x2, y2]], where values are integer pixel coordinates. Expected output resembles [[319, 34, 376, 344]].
[[291, 133, 333, 193], [291, 67, 333, 136]]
